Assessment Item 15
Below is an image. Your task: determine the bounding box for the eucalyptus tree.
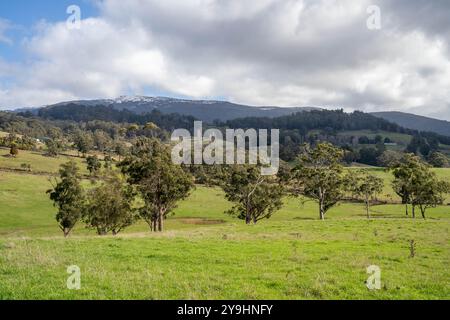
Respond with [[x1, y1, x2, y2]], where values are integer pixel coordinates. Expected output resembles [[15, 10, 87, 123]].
[[346, 170, 384, 219], [293, 143, 346, 220], [221, 165, 284, 224], [84, 172, 137, 235], [47, 161, 85, 237], [391, 154, 449, 218], [120, 138, 194, 232]]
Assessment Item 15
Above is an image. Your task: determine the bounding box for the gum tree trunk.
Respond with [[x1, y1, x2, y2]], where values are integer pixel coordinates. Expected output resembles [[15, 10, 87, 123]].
[[245, 215, 252, 224], [319, 200, 325, 220], [366, 202, 370, 219], [63, 228, 71, 238], [319, 188, 325, 220], [420, 206, 426, 219], [157, 209, 166, 232]]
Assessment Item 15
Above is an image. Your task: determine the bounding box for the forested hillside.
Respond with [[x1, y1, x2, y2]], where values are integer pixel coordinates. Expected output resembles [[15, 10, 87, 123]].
[[3, 106, 450, 167], [223, 109, 450, 164], [372, 111, 450, 137]]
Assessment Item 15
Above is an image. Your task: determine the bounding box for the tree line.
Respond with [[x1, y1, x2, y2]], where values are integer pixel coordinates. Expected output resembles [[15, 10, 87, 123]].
[[47, 140, 450, 238], [3, 107, 450, 168]]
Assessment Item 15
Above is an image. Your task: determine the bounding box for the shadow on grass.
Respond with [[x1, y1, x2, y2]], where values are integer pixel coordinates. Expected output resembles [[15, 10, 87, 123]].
[[176, 218, 226, 225]]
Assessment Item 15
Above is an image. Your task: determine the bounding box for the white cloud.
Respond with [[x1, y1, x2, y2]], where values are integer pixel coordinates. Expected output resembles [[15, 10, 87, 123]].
[[0, 0, 449, 120], [0, 18, 12, 44]]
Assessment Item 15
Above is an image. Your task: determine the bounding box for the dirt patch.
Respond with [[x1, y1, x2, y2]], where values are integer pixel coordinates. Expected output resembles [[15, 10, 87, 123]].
[[177, 218, 226, 225]]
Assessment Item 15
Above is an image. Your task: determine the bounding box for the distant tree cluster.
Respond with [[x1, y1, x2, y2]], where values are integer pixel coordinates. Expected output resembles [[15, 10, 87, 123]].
[[358, 134, 384, 145], [3, 106, 450, 169], [222, 109, 450, 165], [406, 134, 440, 158], [37, 104, 196, 132], [0, 133, 37, 152]]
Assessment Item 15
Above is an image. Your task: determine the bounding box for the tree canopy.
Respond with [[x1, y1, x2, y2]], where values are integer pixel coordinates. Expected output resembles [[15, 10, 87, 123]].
[[47, 161, 85, 237], [120, 138, 194, 232], [221, 165, 284, 224], [293, 143, 346, 220]]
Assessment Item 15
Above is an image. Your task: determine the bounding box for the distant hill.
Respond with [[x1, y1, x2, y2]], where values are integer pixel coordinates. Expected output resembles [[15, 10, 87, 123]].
[[16, 96, 450, 137], [33, 96, 319, 123], [371, 112, 450, 137], [35, 104, 197, 132]]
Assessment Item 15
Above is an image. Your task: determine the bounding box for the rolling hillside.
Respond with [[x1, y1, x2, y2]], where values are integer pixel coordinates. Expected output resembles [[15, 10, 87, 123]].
[[372, 112, 450, 137]]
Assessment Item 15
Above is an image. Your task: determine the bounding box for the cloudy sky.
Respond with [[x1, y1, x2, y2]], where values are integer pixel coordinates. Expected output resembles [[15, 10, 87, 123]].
[[0, 0, 449, 120]]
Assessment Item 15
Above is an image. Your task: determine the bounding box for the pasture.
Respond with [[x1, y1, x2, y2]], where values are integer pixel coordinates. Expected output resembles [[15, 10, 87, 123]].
[[0, 151, 449, 299]]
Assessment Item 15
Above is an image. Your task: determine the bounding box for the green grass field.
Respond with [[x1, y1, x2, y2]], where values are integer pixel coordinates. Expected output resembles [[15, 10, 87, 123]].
[[338, 130, 413, 145], [0, 148, 89, 175], [0, 151, 449, 300]]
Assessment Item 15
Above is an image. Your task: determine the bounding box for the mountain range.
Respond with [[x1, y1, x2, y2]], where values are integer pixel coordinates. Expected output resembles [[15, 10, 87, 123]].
[[14, 96, 450, 137], [36, 96, 319, 123]]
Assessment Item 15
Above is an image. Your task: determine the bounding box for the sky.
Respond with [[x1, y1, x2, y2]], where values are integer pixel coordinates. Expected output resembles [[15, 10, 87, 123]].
[[0, 0, 449, 120]]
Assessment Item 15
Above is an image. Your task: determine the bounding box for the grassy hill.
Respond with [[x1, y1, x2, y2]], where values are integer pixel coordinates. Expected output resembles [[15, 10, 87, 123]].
[[0, 150, 449, 299], [0, 148, 89, 175]]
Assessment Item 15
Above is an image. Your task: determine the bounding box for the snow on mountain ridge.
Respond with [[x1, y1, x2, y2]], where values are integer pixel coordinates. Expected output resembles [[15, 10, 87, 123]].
[[36, 96, 324, 122], [114, 96, 159, 104], [113, 96, 223, 105]]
